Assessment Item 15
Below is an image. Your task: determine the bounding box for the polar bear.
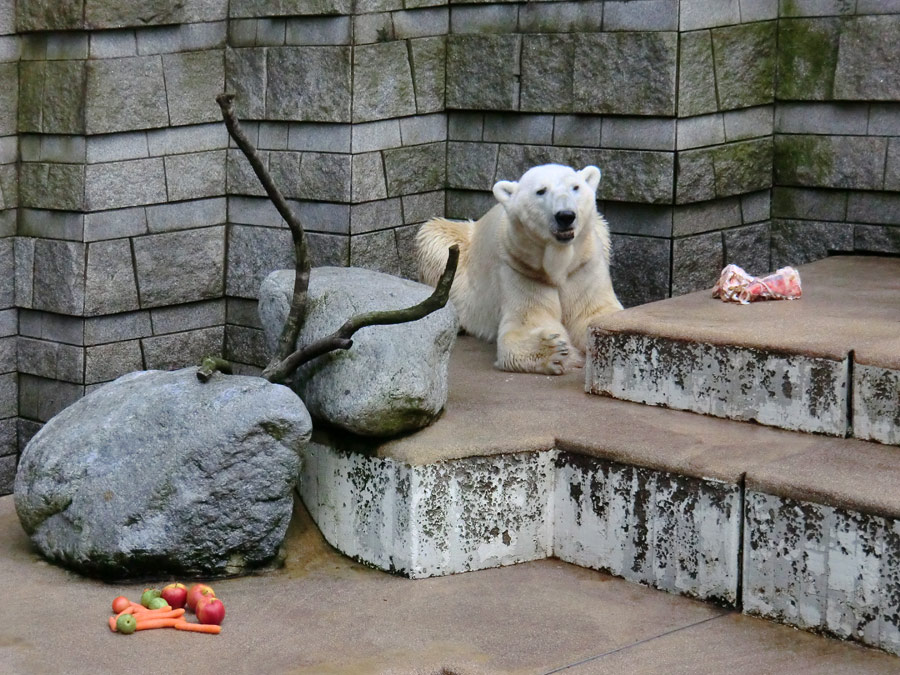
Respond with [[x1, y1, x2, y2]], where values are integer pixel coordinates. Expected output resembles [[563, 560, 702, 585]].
[[416, 163, 623, 375]]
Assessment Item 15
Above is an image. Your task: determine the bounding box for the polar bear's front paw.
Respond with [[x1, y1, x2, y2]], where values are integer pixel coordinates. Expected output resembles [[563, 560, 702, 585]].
[[538, 330, 571, 375]]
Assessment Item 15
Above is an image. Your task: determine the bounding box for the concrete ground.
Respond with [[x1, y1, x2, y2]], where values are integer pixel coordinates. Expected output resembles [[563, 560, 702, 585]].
[[1, 495, 897, 675]]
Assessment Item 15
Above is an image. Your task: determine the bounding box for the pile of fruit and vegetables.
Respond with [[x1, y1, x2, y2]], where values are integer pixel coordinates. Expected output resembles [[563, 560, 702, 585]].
[[108, 583, 225, 635]]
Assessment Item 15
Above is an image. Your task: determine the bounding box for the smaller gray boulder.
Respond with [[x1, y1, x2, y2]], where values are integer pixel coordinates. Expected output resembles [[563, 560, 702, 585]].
[[259, 267, 458, 437], [14, 368, 312, 579]]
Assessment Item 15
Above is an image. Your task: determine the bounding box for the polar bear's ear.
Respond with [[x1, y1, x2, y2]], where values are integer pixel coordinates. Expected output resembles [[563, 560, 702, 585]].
[[578, 166, 602, 191], [493, 180, 518, 204]]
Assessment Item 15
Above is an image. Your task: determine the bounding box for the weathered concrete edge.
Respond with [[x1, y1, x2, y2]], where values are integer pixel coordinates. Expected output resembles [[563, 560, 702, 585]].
[[588, 329, 850, 437], [742, 490, 900, 657], [299, 438, 742, 604], [852, 363, 900, 446]]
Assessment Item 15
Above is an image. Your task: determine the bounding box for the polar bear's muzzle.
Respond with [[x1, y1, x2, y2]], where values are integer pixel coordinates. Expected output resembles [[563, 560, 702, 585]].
[[552, 210, 577, 242]]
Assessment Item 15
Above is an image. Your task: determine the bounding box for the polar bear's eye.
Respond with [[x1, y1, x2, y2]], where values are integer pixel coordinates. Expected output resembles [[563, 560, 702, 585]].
[[572, 185, 580, 192], [536, 188, 547, 196]]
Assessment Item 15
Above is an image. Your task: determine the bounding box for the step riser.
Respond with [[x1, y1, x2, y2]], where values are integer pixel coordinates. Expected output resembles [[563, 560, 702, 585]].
[[743, 491, 900, 655], [589, 331, 849, 437], [301, 440, 900, 656], [853, 364, 900, 446], [300, 442, 740, 603], [554, 452, 740, 606]]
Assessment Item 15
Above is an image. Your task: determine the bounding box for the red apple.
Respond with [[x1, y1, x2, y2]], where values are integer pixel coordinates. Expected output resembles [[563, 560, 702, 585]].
[[160, 583, 188, 610], [186, 583, 215, 612], [196, 596, 225, 625]]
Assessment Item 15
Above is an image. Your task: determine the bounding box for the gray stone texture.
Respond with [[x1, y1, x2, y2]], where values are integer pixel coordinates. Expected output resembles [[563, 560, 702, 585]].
[[771, 219, 854, 267], [31, 240, 85, 315], [162, 50, 225, 126], [409, 37, 446, 114], [266, 46, 351, 122], [141, 326, 225, 371], [164, 151, 227, 202], [14, 367, 310, 579], [833, 16, 900, 100], [446, 34, 520, 111], [574, 32, 678, 116], [225, 47, 266, 119], [84, 158, 167, 211], [226, 224, 295, 298], [19, 163, 84, 211], [352, 41, 416, 123], [83, 340, 143, 385], [609, 234, 671, 308], [258, 266, 458, 436], [672, 231, 724, 296], [133, 227, 226, 307], [383, 142, 446, 197], [18, 60, 87, 134], [447, 141, 499, 190], [520, 34, 574, 113], [84, 239, 140, 316], [85, 57, 168, 134], [350, 229, 401, 276]]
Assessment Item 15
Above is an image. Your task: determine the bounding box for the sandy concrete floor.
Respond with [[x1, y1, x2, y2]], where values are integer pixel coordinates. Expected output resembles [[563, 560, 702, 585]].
[[1, 495, 897, 675]]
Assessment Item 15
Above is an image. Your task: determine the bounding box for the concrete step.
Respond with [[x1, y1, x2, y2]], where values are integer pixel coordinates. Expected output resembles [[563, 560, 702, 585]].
[[587, 255, 900, 443], [299, 336, 900, 657]]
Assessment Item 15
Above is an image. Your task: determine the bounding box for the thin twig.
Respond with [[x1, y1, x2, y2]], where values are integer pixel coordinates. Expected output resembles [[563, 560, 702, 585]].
[[216, 92, 311, 370], [262, 245, 459, 384]]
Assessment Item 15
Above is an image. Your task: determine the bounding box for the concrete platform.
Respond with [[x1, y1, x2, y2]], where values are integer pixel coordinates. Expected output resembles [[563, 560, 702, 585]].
[[587, 256, 900, 440], [300, 335, 900, 655], [2, 495, 898, 675]]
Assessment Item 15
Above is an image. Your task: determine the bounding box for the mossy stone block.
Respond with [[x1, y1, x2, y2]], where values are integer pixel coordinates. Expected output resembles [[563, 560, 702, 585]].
[[712, 21, 775, 111], [17, 0, 84, 31], [678, 30, 717, 117], [710, 137, 773, 198], [774, 134, 888, 190], [776, 18, 840, 101], [383, 142, 446, 197], [19, 163, 85, 211], [446, 34, 520, 111], [409, 36, 446, 114]]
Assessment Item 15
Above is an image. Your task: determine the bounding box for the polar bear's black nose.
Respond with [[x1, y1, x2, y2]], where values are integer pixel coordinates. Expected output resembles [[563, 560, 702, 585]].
[[555, 210, 576, 230]]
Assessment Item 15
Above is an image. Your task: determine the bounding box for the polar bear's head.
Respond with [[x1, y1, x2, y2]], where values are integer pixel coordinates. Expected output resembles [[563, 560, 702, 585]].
[[492, 164, 602, 244]]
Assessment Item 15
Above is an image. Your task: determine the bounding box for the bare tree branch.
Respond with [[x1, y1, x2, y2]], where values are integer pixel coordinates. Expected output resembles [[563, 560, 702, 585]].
[[205, 93, 459, 387], [262, 245, 459, 384], [216, 92, 310, 369]]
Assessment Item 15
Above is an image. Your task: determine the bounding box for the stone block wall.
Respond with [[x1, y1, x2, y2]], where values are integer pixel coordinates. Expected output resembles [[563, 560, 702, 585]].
[[0, 0, 16, 493], [1, 0, 899, 495], [443, 0, 777, 306], [771, 7, 900, 267]]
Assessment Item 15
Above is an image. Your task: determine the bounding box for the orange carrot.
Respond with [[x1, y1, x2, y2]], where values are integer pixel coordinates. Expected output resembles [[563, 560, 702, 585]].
[[108, 616, 117, 632], [131, 604, 173, 616], [114, 606, 136, 621], [134, 618, 182, 630], [136, 608, 184, 620], [174, 620, 221, 634]]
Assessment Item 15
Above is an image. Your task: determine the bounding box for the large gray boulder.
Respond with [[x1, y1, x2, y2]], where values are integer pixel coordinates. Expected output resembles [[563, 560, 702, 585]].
[[259, 267, 458, 437], [14, 368, 312, 580]]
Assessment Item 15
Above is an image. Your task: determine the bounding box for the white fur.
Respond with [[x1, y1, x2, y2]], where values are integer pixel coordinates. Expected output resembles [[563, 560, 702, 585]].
[[416, 163, 623, 375]]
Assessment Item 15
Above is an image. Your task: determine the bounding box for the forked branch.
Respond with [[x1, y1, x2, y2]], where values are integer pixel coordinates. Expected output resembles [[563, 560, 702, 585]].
[[216, 92, 310, 368], [261, 245, 459, 384], [206, 93, 458, 386]]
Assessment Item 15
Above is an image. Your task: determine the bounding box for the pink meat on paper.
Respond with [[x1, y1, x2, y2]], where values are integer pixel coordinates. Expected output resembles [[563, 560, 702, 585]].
[[713, 264, 802, 304]]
